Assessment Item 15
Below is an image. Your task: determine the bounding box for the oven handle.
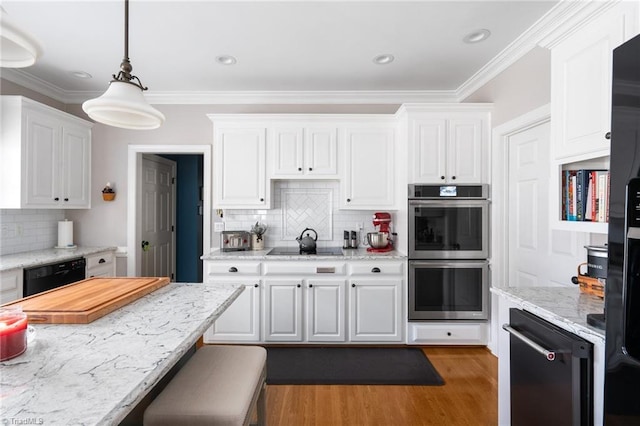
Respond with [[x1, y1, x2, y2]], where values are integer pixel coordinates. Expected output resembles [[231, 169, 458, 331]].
[[502, 324, 556, 361]]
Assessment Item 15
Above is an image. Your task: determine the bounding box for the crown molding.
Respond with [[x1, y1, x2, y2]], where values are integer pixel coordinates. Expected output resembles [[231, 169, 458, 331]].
[[1, 0, 619, 106], [455, 0, 600, 101]]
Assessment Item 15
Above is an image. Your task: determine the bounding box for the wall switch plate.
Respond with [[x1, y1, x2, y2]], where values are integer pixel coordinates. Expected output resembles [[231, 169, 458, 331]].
[[214, 222, 225, 232]]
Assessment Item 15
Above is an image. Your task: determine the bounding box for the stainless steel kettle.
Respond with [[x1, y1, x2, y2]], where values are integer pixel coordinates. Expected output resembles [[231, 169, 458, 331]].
[[296, 228, 318, 253]]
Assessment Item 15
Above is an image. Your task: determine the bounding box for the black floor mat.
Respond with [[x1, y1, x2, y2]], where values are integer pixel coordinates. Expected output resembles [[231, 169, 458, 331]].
[[266, 347, 445, 385]]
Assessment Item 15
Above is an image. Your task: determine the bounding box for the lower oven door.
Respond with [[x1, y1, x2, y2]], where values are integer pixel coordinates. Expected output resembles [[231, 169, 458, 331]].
[[409, 260, 489, 320]]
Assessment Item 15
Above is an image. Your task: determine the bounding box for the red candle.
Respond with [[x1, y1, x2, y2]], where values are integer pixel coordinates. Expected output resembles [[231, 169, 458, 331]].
[[0, 308, 28, 361]]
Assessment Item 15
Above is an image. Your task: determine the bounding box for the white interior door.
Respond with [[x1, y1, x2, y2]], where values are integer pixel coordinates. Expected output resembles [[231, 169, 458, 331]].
[[508, 121, 587, 287], [141, 154, 176, 279]]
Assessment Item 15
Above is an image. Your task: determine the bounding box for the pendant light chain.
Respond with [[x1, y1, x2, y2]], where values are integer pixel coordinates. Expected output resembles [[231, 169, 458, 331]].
[[113, 0, 147, 91]]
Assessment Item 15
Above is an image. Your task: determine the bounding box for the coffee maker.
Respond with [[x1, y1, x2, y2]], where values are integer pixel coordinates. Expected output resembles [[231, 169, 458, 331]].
[[367, 212, 393, 252]]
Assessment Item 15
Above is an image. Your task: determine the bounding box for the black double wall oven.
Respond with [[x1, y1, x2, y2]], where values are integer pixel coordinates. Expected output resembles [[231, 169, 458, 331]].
[[408, 184, 490, 320]]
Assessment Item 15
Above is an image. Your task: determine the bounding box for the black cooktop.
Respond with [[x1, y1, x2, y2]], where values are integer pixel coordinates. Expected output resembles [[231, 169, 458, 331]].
[[267, 247, 344, 256]]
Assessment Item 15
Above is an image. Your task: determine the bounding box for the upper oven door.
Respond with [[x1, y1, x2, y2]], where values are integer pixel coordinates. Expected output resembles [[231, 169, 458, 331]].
[[409, 199, 489, 259]]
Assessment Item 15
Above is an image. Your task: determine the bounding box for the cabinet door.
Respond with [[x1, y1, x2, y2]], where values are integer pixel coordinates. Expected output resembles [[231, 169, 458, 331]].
[[23, 108, 60, 207], [305, 127, 338, 176], [271, 127, 304, 176], [551, 2, 637, 159], [214, 127, 268, 208], [0, 268, 23, 304], [341, 127, 395, 209], [349, 279, 402, 342], [60, 124, 91, 208], [206, 281, 261, 342], [448, 118, 483, 183], [263, 279, 303, 341], [411, 118, 447, 183], [306, 279, 346, 342]]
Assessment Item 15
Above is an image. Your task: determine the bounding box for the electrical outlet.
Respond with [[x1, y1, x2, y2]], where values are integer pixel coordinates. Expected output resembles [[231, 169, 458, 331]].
[[214, 222, 225, 232]]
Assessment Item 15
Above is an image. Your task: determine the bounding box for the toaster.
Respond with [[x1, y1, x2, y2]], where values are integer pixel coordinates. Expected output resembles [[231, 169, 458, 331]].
[[221, 231, 251, 252]]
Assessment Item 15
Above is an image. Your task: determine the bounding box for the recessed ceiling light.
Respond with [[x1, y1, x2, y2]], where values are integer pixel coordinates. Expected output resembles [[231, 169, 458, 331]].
[[71, 71, 92, 79], [463, 29, 491, 44], [216, 55, 237, 65], [373, 54, 394, 65]]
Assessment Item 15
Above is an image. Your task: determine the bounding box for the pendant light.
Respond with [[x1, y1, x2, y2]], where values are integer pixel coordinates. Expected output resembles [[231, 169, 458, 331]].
[[82, 0, 164, 130], [0, 7, 42, 68]]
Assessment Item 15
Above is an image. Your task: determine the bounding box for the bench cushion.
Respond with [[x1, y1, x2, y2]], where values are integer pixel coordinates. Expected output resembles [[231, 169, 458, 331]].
[[144, 345, 267, 426]]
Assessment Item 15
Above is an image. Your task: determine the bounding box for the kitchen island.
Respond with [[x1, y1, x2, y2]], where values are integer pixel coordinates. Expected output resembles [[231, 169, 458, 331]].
[[0, 282, 243, 426]]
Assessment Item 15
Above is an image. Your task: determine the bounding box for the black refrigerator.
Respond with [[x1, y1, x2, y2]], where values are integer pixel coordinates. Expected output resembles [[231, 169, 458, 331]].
[[604, 32, 640, 424]]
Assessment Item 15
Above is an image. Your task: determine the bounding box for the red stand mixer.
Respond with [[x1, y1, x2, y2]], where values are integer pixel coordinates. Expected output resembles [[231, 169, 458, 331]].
[[366, 212, 394, 252]]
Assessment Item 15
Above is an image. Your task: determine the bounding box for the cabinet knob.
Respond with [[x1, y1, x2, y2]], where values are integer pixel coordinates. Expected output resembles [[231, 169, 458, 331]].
[[451, 176, 456, 180], [347, 198, 351, 203], [254, 283, 259, 288], [54, 197, 59, 201], [228, 267, 238, 273], [297, 283, 301, 288], [351, 283, 356, 288], [308, 167, 313, 171], [64, 198, 69, 201], [259, 198, 264, 202], [605, 132, 611, 140], [371, 267, 381, 273], [298, 167, 302, 171], [440, 176, 445, 180], [447, 332, 452, 336], [309, 283, 313, 288]]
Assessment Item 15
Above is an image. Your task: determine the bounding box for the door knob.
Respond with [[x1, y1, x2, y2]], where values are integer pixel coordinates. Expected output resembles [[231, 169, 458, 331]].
[[141, 240, 150, 251]]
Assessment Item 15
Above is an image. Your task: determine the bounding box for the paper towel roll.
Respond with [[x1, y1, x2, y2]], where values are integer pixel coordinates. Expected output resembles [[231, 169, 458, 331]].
[[57, 220, 74, 248]]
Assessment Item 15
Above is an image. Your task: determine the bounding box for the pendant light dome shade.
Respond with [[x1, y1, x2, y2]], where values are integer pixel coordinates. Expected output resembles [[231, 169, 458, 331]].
[[82, 81, 165, 130], [0, 7, 42, 68], [82, 0, 164, 130]]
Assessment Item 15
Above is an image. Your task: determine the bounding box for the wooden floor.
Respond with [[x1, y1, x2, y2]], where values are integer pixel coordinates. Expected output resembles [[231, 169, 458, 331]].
[[265, 347, 498, 426]]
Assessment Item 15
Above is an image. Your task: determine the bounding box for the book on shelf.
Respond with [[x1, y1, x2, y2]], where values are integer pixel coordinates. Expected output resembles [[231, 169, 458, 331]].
[[561, 169, 609, 223]]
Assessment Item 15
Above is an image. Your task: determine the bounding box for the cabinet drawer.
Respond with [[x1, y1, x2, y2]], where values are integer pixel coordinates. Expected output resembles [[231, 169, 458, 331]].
[[86, 264, 115, 278], [263, 261, 346, 275], [408, 322, 487, 345], [349, 262, 404, 275], [206, 261, 261, 276], [85, 252, 115, 269]]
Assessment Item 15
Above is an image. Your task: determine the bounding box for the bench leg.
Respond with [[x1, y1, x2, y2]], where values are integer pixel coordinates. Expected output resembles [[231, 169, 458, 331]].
[[257, 382, 266, 426]]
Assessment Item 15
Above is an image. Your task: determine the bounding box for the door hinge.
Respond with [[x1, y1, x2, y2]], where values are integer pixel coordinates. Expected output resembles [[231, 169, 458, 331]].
[[171, 273, 174, 280], [171, 225, 175, 232], [172, 177, 176, 184]]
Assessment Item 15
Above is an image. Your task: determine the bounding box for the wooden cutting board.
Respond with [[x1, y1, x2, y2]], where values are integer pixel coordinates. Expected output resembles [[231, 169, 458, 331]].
[[2, 277, 170, 324]]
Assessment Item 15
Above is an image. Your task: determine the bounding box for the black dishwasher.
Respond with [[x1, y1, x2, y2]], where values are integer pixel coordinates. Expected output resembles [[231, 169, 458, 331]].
[[503, 308, 593, 426], [23, 257, 86, 297]]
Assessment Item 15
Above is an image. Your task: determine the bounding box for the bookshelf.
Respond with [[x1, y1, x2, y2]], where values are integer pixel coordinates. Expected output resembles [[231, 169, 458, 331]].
[[551, 151, 610, 234]]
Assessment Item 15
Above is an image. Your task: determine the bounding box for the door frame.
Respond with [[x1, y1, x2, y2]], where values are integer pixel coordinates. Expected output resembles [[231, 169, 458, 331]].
[[127, 145, 211, 277], [488, 104, 550, 354]]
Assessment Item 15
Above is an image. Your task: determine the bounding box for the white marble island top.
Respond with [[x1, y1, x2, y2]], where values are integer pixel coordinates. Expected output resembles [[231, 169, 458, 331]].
[[0, 282, 243, 426], [491, 286, 605, 343]]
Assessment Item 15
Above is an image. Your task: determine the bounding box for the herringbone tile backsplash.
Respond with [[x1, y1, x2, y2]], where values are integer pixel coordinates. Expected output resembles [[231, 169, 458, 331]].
[[222, 181, 377, 248]]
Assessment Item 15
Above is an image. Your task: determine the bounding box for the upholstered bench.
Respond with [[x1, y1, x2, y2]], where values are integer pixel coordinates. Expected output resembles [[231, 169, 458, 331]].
[[144, 345, 267, 426]]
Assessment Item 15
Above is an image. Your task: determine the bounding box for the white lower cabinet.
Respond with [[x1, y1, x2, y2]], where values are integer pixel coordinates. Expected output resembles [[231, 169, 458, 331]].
[[349, 278, 403, 342], [0, 268, 23, 304], [407, 322, 488, 345], [85, 250, 116, 278], [206, 280, 261, 342], [203, 258, 404, 344]]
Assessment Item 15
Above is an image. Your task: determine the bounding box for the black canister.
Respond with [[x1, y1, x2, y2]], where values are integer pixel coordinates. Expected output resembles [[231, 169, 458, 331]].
[[585, 245, 608, 279]]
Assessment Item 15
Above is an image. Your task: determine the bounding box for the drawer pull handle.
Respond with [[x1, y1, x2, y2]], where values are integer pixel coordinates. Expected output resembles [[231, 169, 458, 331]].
[[317, 267, 335, 274], [371, 267, 381, 273], [502, 324, 556, 361], [228, 267, 238, 273], [98, 258, 106, 264]]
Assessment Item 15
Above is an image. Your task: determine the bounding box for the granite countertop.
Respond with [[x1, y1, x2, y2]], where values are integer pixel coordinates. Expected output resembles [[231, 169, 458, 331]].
[[202, 247, 407, 261], [0, 282, 243, 426], [0, 246, 118, 272], [491, 286, 605, 343]]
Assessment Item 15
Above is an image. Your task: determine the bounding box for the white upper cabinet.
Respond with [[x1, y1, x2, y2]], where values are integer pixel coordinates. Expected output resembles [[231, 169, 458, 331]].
[[211, 122, 269, 209], [340, 124, 395, 209], [550, 1, 639, 160], [0, 96, 92, 209], [400, 105, 491, 184], [270, 126, 338, 177]]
